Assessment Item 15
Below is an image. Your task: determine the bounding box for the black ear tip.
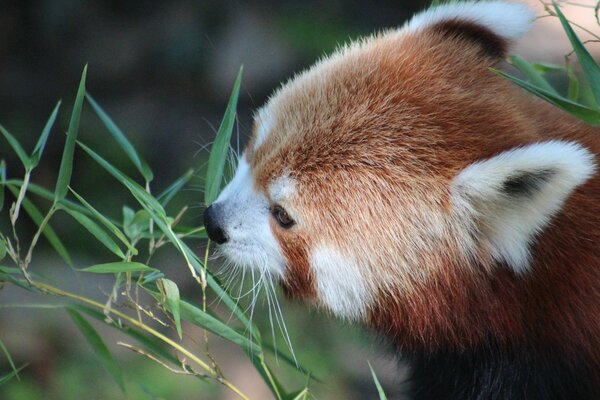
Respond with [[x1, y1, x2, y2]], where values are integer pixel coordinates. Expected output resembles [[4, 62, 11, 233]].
[[430, 19, 509, 59], [502, 169, 556, 197]]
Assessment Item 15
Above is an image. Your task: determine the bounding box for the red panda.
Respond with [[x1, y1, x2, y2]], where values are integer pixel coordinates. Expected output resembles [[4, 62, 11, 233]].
[[203, 1, 600, 398]]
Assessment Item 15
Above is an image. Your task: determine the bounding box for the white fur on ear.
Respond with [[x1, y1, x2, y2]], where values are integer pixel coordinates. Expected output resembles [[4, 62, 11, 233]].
[[404, 1, 535, 41], [452, 141, 596, 273]]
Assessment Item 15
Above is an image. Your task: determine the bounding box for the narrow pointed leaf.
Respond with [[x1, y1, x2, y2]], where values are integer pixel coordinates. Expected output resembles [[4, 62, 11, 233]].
[[205, 66, 243, 205], [0, 160, 5, 212], [531, 62, 563, 74], [0, 364, 28, 386], [82, 261, 155, 274], [55, 65, 87, 201], [79, 142, 257, 336], [369, 363, 388, 400], [157, 279, 182, 339], [67, 309, 125, 393], [6, 179, 93, 217], [508, 55, 558, 95], [86, 94, 153, 182], [554, 3, 600, 104], [0, 239, 6, 262], [69, 304, 180, 366], [566, 61, 580, 101], [69, 188, 136, 254], [147, 289, 260, 352], [7, 186, 73, 267], [0, 339, 18, 380], [0, 125, 31, 169], [494, 69, 600, 125], [62, 208, 126, 259], [287, 388, 310, 400], [157, 168, 194, 207], [31, 101, 61, 167]]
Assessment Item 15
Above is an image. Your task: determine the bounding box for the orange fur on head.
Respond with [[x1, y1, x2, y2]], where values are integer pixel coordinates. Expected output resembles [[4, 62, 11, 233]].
[[207, 1, 600, 380]]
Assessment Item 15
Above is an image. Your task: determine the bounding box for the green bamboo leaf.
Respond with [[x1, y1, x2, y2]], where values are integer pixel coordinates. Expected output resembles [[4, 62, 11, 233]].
[[493, 69, 600, 125], [286, 388, 310, 400], [531, 62, 564, 74], [69, 304, 180, 366], [6, 179, 93, 217], [148, 289, 261, 353], [0, 364, 28, 386], [86, 94, 154, 182], [31, 101, 62, 168], [69, 188, 136, 255], [249, 355, 286, 400], [508, 55, 558, 95], [554, 3, 600, 104], [0, 160, 5, 212], [566, 60, 580, 101], [55, 65, 87, 202], [78, 142, 257, 336], [7, 185, 73, 267], [0, 339, 18, 380], [369, 362, 388, 400], [82, 261, 155, 274], [157, 279, 182, 339], [0, 124, 31, 169], [157, 169, 194, 207], [66, 309, 125, 393], [61, 208, 126, 259], [205, 66, 243, 205], [0, 239, 6, 262]]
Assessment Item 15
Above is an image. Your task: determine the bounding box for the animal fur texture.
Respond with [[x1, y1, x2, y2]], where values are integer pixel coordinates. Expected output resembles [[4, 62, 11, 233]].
[[203, 1, 600, 398]]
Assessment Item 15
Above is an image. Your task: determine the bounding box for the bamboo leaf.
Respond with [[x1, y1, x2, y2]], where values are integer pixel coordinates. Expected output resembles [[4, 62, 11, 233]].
[[82, 261, 155, 274], [31, 101, 61, 168], [6, 179, 94, 218], [0, 159, 5, 212], [554, 3, 600, 104], [0, 124, 31, 169], [157, 169, 194, 207], [205, 66, 243, 205], [493, 69, 600, 125], [61, 207, 126, 259], [369, 362, 388, 400], [7, 185, 73, 267], [86, 94, 154, 182], [69, 304, 180, 366], [69, 188, 136, 255], [157, 279, 182, 339], [0, 339, 18, 380], [67, 309, 126, 393], [508, 55, 558, 95], [55, 65, 87, 202], [79, 142, 257, 337], [0, 239, 6, 262], [566, 60, 580, 101], [0, 364, 28, 386], [531, 62, 563, 74]]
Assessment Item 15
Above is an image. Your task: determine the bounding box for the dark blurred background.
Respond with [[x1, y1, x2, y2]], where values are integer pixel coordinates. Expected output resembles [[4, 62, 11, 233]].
[[0, 1, 597, 399]]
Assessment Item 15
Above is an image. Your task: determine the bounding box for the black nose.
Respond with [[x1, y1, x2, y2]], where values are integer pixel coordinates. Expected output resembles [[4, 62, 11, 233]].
[[203, 204, 228, 244]]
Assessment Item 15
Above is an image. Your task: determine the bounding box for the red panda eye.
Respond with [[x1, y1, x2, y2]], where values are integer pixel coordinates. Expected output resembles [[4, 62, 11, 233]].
[[271, 205, 294, 228]]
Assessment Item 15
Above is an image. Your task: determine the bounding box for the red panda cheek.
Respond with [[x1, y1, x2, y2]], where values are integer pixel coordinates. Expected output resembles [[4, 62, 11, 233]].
[[270, 221, 316, 300]]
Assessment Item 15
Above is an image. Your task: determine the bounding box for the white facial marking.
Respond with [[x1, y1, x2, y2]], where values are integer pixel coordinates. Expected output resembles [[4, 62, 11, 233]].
[[268, 174, 296, 204], [404, 1, 534, 40], [310, 246, 372, 321], [452, 140, 596, 274], [253, 108, 273, 151], [215, 156, 286, 277]]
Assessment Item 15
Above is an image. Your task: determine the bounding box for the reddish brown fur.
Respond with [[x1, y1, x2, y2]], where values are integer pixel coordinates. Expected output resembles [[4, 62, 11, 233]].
[[245, 19, 600, 371]]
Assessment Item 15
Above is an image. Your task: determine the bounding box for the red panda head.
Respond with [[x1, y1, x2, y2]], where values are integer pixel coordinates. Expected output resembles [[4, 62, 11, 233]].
[[204, 1, 597, 347]]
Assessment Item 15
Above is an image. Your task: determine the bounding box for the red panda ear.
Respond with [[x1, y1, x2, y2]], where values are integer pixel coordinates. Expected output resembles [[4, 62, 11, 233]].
[[404, 1, 535, 60], [451, 141, 596, 274]]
